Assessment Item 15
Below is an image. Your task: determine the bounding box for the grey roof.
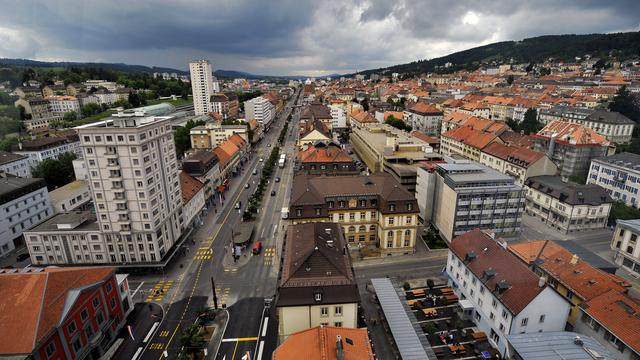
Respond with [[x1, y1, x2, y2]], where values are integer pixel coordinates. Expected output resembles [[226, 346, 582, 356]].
[[28, 211, 100, 232], [0, 151, 27, 166], [507, 331, 614, 360], [556, 240, 618, 274], [0, 176, 47, 205], [616, 218, 640, 233], [586, 110, 635, 125], [525, 176, 612, 206], [593, 152, 640, 171], [437, 162, 518, 185], [370, 278, 434, 360]]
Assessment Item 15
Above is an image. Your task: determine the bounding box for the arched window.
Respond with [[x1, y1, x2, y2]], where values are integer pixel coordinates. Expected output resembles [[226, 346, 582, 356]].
[[370, 225, 376, 232], [387, 230, 394, 239], [358, 225, 366, 232], [348, 226, 356, 233]]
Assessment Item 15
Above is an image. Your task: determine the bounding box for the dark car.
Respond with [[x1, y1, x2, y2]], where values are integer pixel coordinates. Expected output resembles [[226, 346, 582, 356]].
[[271, 190, 276, 196], [275, 177, 280, 183]]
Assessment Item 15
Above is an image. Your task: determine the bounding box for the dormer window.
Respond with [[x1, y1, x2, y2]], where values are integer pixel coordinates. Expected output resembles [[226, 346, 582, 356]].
[[389, 204, 396, 212], [407, 203, 413, 211], [314, 290, 323, 302], [328, 201, 334, 208], [339, 201, 345, 208]]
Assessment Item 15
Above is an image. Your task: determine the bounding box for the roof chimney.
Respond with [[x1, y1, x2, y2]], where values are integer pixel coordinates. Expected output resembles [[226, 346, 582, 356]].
[[570, 254, 579, 265], [538, 276, 546, 288], [336, 335, 344, 360]]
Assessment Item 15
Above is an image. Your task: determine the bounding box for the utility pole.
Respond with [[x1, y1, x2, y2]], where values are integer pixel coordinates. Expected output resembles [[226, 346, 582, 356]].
[[211, 277, 218, 309]]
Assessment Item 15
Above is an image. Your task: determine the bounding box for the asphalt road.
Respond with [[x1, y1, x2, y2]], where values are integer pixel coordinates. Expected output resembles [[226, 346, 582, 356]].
[[122, 89, 302, 360]]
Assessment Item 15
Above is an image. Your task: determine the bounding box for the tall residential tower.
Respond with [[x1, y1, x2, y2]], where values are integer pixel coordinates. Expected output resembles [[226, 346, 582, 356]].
[[189, 60, 214, 115]]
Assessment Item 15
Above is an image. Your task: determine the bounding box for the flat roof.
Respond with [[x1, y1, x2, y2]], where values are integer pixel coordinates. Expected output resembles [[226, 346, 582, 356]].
[[370, 278, 434, 360], [28, 212, 100, 232], [49, 180, 89, 204], [507, 331, 614, 360]]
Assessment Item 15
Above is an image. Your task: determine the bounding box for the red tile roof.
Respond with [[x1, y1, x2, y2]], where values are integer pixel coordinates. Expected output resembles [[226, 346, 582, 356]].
[[450, 230, 546, 315], [408, 102, 442, 115], [509, 240, 630, 302], [0, 267, 114, 355], [273, 326, 374, 360], [534, 120, 609, 146], [179, 172, 204, 204], [411, 131, 440, 145], [442, 126, 501, 150], [298, 145, 353, 164], [580, 289, 640, 353], [482, 142, 546, 168]]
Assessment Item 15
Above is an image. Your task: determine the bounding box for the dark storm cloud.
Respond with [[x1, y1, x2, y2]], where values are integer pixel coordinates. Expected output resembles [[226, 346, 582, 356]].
[[0, 0, 638, 75]]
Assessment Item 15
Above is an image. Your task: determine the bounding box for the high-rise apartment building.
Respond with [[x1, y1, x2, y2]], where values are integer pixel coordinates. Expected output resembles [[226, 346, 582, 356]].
[[244, 96, 275, 127], [189, 60, 214, 116], [25, 112, 184, 266]]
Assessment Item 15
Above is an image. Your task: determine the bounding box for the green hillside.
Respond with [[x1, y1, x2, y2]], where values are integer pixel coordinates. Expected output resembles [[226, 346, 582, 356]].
[[360, 31, 640, 76]]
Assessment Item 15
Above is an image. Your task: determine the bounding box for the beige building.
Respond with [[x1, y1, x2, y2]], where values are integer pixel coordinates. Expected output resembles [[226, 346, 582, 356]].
[[289, 173, 419, 257], [189, 118, 248, 149], [525, 176, 612, 234], [611, 219, 640, 277], [49, 180, 92, 213], [277, 222, 359, 342], [479, 142, 558, 187], [25, 112, 184, 266]]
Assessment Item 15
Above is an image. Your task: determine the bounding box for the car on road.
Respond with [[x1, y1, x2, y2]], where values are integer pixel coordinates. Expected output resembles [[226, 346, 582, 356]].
[[245, 183, 250, 189], [267, 144, 271, 147], [275, 177, 280, 183], [271, 190, 276, 196], [253, 169, 258, 175], [259, 158, 264, 162], [235, 201, 242, 209], [252, 241, 262, 255]]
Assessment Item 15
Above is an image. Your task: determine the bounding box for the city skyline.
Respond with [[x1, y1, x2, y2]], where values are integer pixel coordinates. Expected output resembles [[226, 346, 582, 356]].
[[0, 0, 639, 76]]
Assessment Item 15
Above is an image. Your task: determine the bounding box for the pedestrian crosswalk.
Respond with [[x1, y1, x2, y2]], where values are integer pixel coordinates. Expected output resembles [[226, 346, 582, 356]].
[[213, 286, 231, 306], [223, 267, 238, 273], [159, 330, 169, 337], [146, 279, 173, 302], [194, 247, 212, 260], [264, 247, 276, 266], [149, 343, 164, 350]]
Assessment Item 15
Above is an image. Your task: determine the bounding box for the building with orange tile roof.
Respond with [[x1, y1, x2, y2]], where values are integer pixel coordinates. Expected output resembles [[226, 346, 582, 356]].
[[0, 266, 131, 359], [349, 111, 378, 129], [403, 102, 443, 135], [440, 126, 505, 162], [298, 143, 358, 176], [447, 229, 571, 355], [273, 326, 374, 360], [179, 172, 205, 226], [508, 240, 630, 327], [574, 289, 640, 359], [532, 120, 613, 178], [480, 142, 557, 186]]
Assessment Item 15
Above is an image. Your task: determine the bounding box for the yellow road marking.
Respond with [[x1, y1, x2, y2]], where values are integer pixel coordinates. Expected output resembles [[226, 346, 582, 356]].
[[159, 158, 250, 360]]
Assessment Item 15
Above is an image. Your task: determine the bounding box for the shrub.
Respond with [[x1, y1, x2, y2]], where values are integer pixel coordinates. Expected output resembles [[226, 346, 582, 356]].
[[403, 282, 411, 290]]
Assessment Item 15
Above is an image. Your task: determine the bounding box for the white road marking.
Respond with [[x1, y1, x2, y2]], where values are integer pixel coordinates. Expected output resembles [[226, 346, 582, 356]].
[[132, 347, 144, 360], [142, 322, 160, 343], [132, 281, 145, 298], [256, 341, 265, 360], [261, 317, 269, 337]]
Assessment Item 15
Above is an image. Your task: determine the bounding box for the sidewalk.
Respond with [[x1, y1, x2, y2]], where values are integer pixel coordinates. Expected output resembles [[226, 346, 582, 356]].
[[205, 309, 229, 358], [112, 302, 164, 359]]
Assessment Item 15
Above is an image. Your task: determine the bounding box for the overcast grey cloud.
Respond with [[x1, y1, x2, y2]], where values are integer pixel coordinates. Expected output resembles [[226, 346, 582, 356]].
[[0, 0, 638, 76]]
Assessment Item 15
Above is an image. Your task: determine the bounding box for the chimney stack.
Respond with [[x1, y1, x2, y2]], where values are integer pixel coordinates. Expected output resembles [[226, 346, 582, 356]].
[[336, 335, 344, 360], [570, 254, 579, 265], [538, 276, 546, 288]]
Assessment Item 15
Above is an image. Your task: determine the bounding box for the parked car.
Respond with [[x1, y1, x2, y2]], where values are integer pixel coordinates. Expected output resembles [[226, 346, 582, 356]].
[[245, 183, 250, 189], [271, 190, 276, 196], [275, 177, 280, 183], [235, 201, 242, 209], [253, 169, 258, 175]]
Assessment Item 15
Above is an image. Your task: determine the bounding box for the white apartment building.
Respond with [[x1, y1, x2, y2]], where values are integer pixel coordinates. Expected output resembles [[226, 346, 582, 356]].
[[403, 102, 443, 135], [0, 177, 52, 257], [46, 96, 81, 115], [0, 151, 31, 178], [83, 80, 119, 91], [329, 104, 347, 129], [25, 113, 184, 266], [611, 219, 640, 277], [525, 176, 612, 234], [94, 90, 118, 105], [244, 96, 275, 127], [588, 152, 640, 208], [421, 161, 525, 242], [447, 229, 571, 355], [479, 142, 558, 187], [189, 60, 215, 115], [12, 135, 81, 168]]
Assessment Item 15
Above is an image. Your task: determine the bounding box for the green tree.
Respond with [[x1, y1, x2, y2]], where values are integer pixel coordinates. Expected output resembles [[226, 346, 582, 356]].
[[0, 116, 22, 137], [609, 86, 640, 122], [63, 111, 77, 122], [31, 152, 77, 190], [519, 108, 543, 135], [0, 137, 18, 151], [178, 322, 205, 357], [81, 103, 102, 117], [525, 62, 534, 73], [174, 119, 206, 157], [507, 75, 514, 85], [113, 99, 131, 109], [385, 115, 412, 132], [128, 91, 142, 107], [48, 119, 72, 130]]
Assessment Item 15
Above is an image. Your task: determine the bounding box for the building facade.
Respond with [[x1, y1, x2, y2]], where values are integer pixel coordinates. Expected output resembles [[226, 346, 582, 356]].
[[403, 102, 443, 135], [425, 161, 525, 242], [588, 152, 640, 208], [611, 219, 640, 278], [245, 96, 276, 127], [0, 151, 31, 178], [49, 180, 92, 213], [189, 60, 215, 116], [525, 176, 612, 234], [447, 230, 571, 355], [12, 134, 81, 168], [25, 113, 184, 266], [289, 173, 419, 256], [0, 176, 52, 257], [210, 92, 239, 119], [277, 223, 359, 342], [479, 142, 558, 187]]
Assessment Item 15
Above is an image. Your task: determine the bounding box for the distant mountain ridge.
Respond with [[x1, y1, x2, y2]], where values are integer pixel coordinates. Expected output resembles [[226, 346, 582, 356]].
[[358, 31, 640, 76], [0, 58, 335, 80]]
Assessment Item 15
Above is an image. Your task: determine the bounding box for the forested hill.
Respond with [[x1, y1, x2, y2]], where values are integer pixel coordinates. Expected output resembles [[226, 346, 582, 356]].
[[359, 31, 640, 76]]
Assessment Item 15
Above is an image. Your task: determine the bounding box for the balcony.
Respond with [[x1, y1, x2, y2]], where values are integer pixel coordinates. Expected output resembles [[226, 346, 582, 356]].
[[88, 330, 104, 347]]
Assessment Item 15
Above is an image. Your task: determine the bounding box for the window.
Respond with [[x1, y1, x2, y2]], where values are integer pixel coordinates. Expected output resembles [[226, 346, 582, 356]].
[[349, 213, 355, 220], [539, 314, 545, 323], [45, 342, 56, 357], [320, 307, 329, 317], [80, 309, 88, 321], [314, 292, 322, 302], [406, 216, 412, 224], [502, 310, 508, 319], [110, 298, 117, 309], [67, 321, 77, 334], [490, 312, 495, 320], [84, 324, 94, 339], [334, 322, 342, 327], [389, 204, 396, 211], [334, 306, 343, 316], [388, 217, 394, 225], [72, 337, 82, 352], [96, 311, 105, 324], [521, 318, 528, 326], [492, 299, 497, 308]]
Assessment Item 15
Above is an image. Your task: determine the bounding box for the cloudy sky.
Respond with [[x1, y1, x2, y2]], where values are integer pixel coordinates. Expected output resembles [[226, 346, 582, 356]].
[[0, 0, 638, 76]]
